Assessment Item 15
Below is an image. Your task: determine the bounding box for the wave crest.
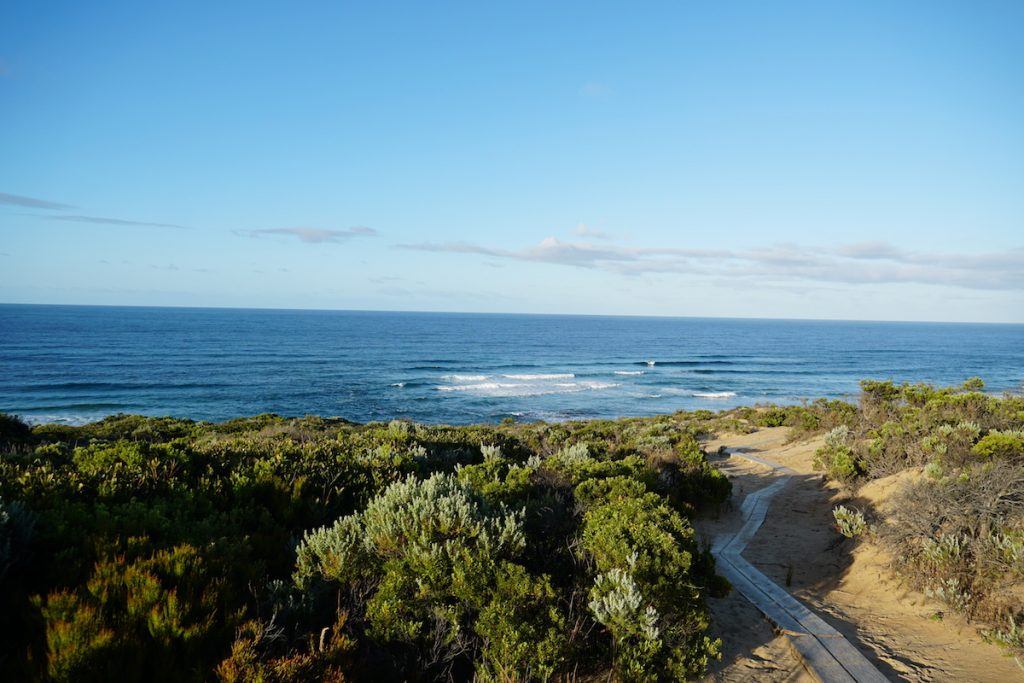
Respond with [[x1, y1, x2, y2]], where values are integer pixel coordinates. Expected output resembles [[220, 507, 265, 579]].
[[437, 380, 618, 398]]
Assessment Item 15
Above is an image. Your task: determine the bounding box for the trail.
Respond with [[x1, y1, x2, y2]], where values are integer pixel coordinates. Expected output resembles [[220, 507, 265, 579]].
[[711, 447, 887, 683], [698, 428, 1024, 683]]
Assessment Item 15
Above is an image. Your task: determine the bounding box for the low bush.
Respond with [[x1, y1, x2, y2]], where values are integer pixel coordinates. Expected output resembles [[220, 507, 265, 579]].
[[805, 380, 1024, 660], [831, 505, 867, 538], [0, 410, 731, 681], [878, 459, 1024, 657], [813, 426, 860, 483], [34, 544, 236, 683]]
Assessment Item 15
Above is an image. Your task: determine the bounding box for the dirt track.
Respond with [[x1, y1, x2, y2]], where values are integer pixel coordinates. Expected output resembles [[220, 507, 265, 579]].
[[697, 428, 1023, 683]]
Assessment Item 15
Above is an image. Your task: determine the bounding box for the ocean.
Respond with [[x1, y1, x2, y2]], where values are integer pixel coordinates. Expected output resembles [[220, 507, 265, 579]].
[[1, 304, 1022, 426]]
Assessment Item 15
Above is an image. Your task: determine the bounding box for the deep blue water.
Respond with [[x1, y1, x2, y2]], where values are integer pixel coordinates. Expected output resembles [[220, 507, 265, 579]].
[[1, 304, 1023, 425]]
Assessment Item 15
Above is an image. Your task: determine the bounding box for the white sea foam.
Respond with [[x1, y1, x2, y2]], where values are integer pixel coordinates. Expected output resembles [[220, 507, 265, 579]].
[[390, 382, 406, 388], [20, 413, 95, 426], [501, 373, 575, 380], [614, 370, 644, 376], [437, 379, 618, 398], [693, 391, 737, 399], [437, 382, 511, 393], [645, 360, 656, 366], [582, 381, 619, 390], [441, 374, 489, 382], [653, 387, 691, 396]]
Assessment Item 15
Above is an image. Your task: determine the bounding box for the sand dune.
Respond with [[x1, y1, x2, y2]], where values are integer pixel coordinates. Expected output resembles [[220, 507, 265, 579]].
[[697, 427, 1022, 682]]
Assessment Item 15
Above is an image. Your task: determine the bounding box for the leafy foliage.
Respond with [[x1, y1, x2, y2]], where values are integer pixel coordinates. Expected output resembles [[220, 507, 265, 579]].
[[34, 544, 235, 683], [813, 426, 860, 482], [831, 505, 867, 538], [0, 409, 731, 681], [803, 380, 1024, 659]]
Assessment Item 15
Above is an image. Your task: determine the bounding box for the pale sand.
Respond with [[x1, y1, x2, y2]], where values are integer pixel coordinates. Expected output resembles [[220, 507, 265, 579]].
[[697, 427, 1023, 682]]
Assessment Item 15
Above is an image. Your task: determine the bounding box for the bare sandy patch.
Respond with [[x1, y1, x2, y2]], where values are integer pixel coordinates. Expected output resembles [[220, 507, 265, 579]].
[[698, 428, 1023, 683]]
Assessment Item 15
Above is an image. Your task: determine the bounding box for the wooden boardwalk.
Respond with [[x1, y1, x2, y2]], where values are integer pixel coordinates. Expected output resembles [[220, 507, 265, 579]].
[[711, 449, 890, 683]]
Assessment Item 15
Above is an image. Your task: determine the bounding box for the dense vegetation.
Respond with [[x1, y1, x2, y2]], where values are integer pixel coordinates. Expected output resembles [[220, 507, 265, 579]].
[[3, 379, 1021, 679], [811, 379, 1024, 658], [0, 410, 735, 682]]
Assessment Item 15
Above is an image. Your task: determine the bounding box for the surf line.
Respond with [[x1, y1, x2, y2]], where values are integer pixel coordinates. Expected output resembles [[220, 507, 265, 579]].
[[711, 448, 889, 683]]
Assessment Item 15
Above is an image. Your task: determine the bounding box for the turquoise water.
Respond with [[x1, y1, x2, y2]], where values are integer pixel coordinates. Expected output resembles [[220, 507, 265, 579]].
[[2, 304, 1022, 425]]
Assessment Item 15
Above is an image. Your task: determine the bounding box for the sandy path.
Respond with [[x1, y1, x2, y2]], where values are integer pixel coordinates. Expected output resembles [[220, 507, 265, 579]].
[[697, 428, 1023, 683]]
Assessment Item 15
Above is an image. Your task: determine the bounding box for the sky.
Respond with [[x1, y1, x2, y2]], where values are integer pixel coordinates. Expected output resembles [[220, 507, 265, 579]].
[[1, 1, 1022, 322]]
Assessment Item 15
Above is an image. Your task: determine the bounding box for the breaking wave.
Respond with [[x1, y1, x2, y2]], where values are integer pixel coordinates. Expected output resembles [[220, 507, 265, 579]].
[[437, 380, 618, 398]]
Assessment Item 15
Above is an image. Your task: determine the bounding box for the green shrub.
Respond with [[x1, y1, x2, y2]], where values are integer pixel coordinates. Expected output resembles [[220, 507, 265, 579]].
[[474, 564, 566, 682], [3, 410, 733, 680], [880, 458, 1024, 630], [982, 613, 1024, 656], [753, 407, 789, 428], [972, 430, 1024, 460], [579, 485, 719, 680], [588, 566, 663, 681], [922, 421, 981, 467], [859, 379, 901, 424], [215, 612, 354, 683], [35, 544, 233, 683], [831, 505, 867, 538], [293, 473, 530, 676], [456, 457, 538, 508], [813, 426, 861, 482], [293, 515, 368, 591]]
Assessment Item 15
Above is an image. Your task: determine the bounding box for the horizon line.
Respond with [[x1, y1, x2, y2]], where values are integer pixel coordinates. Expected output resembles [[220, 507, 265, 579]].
[[1, 301, 1020, 326]]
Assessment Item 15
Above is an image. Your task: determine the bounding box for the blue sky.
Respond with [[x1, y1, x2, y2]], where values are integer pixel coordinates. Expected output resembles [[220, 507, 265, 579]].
[[1, 1, 1022, 322]]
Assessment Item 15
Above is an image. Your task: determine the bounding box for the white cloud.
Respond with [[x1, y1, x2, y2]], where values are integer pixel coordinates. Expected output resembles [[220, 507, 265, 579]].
[[398, 237, 1024, 291], [240, 226, 377, 243], [835, 240, 906, 260]]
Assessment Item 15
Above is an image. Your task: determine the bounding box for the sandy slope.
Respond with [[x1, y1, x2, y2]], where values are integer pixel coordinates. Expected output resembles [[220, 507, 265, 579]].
[[697, 427, 1023, 682]]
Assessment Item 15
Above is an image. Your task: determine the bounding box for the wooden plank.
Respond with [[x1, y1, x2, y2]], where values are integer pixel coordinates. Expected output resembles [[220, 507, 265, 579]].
[[711, 449, 892, 682]]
